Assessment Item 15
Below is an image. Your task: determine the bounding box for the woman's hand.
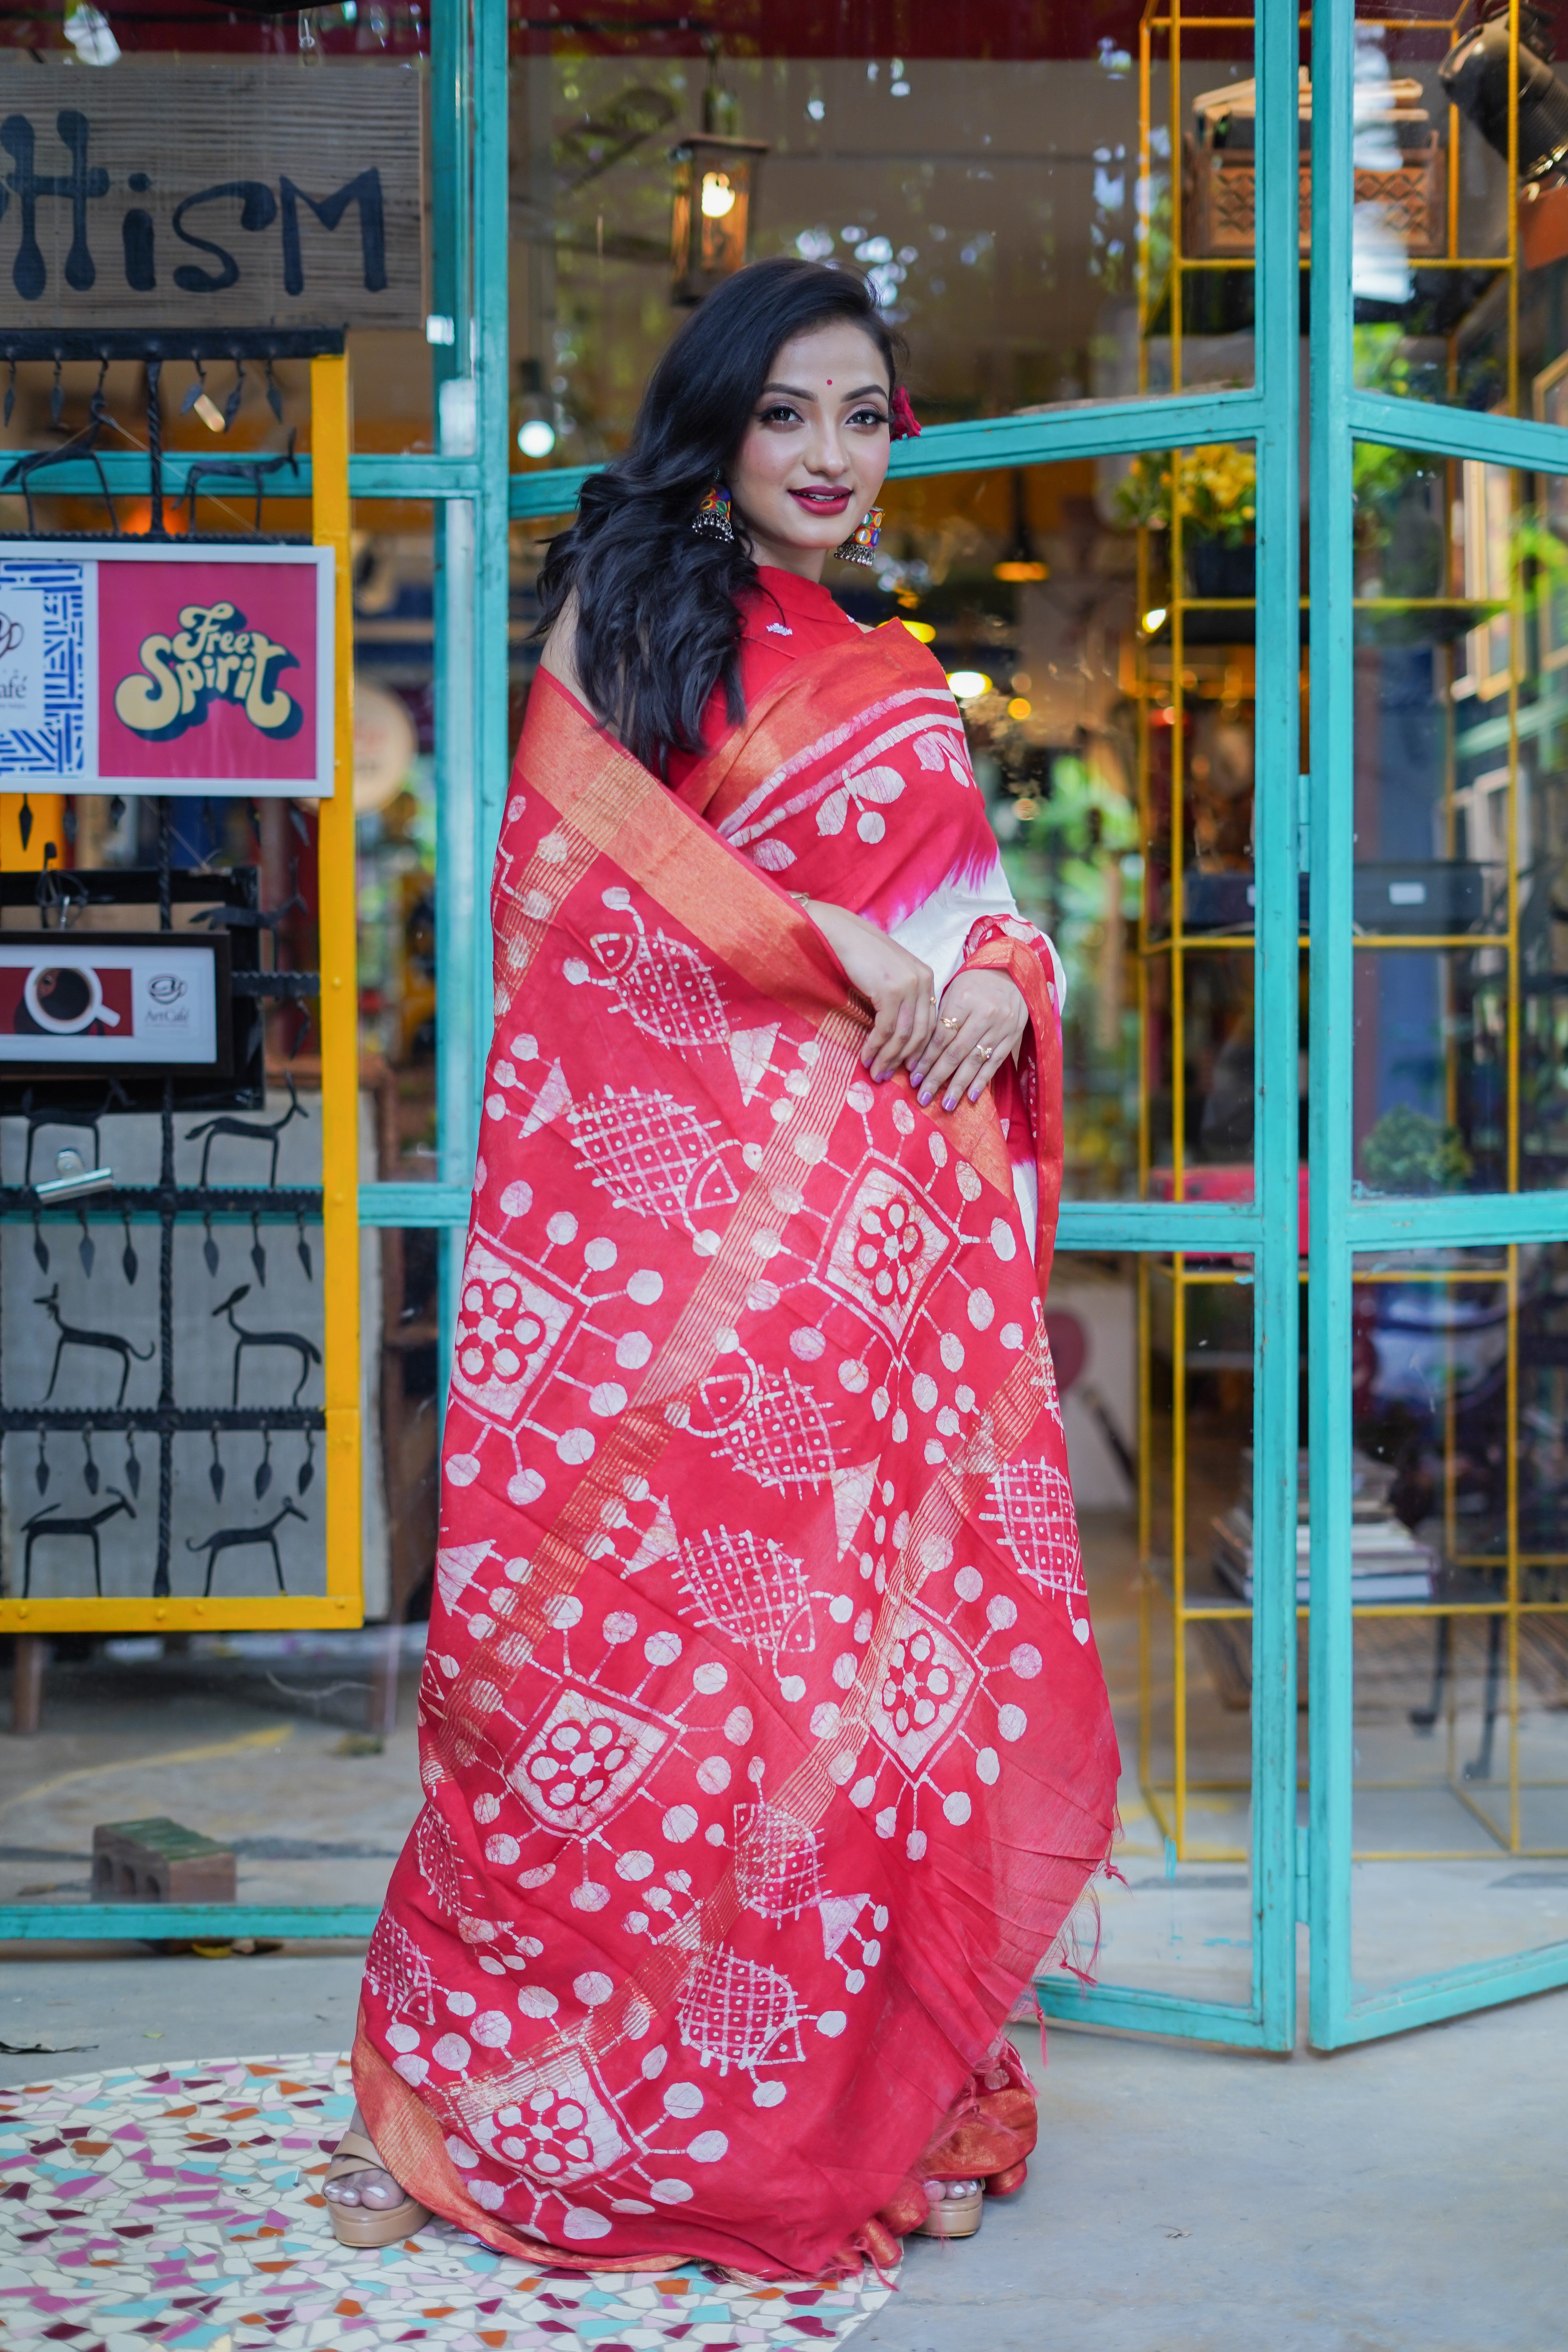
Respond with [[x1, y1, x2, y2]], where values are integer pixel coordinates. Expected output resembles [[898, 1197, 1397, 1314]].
[[798, 898, 938, 1080], [912, 969, 1030, 1111]]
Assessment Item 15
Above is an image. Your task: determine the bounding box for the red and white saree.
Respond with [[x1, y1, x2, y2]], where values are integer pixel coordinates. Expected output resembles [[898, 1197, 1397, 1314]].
[[355, 569, 1120, 2280]]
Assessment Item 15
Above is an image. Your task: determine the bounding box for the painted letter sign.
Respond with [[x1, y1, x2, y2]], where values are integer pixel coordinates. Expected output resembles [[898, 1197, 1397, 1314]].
[[0, 58, 422, 330], [0, 543, 333, 797]]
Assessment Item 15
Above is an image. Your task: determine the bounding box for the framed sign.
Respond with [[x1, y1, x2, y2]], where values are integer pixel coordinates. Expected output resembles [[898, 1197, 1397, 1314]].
[[0, 933, 230, 1077], [0, 58, 423, 332], [0, 543, 333, 798]]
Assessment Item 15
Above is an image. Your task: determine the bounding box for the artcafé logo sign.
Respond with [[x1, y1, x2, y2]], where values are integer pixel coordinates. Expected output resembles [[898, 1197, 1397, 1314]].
[[0, 610, 23, 661], [113, 600, 301, 742]]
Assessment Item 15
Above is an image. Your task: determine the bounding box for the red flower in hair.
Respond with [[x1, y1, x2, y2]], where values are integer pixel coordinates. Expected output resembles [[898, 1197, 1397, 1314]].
[[889, 386, 922, 441]]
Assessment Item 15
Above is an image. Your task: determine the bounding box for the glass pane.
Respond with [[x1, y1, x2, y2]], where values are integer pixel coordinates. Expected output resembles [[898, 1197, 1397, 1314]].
[[1348, 1243, 1568, 1995], [355, 500, 440, 1164], [1092, 1250, 1257, 2005], [507, 3, 1256, 486], [1347, 5, 1568, 417], [1352, 449, 1568, 1194], [510, 448, 1274, 1207], [1122, 444, 1279, 1204]]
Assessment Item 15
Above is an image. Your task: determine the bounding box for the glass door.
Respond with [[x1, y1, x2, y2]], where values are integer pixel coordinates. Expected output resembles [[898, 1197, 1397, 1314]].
[[1307, 0, 1568, 2044]]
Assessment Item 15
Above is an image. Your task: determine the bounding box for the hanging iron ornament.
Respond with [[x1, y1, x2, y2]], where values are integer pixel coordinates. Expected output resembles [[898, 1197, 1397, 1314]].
[[203, 1212, 220, 1277], [34, 1430, 49, 1495], [82, 1426, 100, 1495], [250, 1210, 267, 1287], [121, 1209, 139, 1286], [123, 1429, 141, 1500], [298, 1426, 316, 1496], [256, 1424, 274, 1499], [77, 1205, 95, 1277], [296, 1210, 314, 1281], [31, 1210, 48, 1275], [209, 1426, 225, 1503], [224, 358, 247, 431]]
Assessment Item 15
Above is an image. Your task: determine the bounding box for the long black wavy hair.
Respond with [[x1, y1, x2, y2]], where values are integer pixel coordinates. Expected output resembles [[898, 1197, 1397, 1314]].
[[535, 258, 906, 777]]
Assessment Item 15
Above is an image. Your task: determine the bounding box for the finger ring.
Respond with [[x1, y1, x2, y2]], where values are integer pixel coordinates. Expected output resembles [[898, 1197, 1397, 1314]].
[[940, 1014, 961, 1031], [978, 1044, 993, 1061]]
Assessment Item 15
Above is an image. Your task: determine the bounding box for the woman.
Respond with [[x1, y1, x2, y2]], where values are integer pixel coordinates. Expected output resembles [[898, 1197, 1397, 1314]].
[[328, 257, 1119, 2279]]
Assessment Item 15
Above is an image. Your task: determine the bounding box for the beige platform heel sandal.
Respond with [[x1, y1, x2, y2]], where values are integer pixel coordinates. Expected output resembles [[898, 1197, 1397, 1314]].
[[915, 2175, 984, 2239], [324, 2127, 432, 2249]]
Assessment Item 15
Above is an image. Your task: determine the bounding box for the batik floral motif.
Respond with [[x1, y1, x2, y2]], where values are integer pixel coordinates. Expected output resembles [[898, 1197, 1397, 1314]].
[[358, 603, 1118, 2283]]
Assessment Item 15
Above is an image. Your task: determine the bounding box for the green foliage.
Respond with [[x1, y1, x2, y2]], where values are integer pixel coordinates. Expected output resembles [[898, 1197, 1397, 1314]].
[[1114, 445, 1256, 546], [1359, 1105, 1473, 1196]]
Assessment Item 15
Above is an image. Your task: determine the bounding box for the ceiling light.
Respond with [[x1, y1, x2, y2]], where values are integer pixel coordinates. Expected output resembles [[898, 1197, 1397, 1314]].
[[947, 670, 991, 699]]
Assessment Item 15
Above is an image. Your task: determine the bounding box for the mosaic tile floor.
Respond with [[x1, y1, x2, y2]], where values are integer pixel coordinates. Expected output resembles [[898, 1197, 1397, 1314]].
[[0, 2053, 896, 2352]]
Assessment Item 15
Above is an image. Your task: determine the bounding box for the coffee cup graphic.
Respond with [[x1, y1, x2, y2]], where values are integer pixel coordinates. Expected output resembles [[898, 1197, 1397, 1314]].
[[22, 963, 122, 1034]]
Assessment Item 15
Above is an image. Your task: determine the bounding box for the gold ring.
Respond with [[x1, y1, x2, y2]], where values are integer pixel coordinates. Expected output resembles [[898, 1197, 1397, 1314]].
[[940, 1014, 961, 1031], [978, 1044, 993, 1060]]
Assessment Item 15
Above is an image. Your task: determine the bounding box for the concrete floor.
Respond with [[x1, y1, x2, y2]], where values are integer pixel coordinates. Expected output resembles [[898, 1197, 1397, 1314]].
[[2, 1537, 1565, 2349], [0, 1947, 1561, 2352]]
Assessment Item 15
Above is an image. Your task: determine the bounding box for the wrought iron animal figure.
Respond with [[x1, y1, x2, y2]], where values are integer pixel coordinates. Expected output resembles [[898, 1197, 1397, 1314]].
[[185, 1072, 306, 1187], [190, 860, 306, 945], [22, 1080, 131, 1185], [212, 1283, 322, 1404], [187, 1497, 307, 1595], [182, 430, 300, 535], [21, 1488, 136, 1597], [35, 1286, 154, 1407], [2, 383, 118, 533]]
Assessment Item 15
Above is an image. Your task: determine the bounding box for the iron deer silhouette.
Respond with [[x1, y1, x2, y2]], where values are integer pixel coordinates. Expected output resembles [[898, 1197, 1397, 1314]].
[[211, 1284, 321, 1404], [36, 1286, 154, 1407], [190, 858, 306, 945], [21, 1488, 135, 1597], [22, 1079, 132, 1185], [187, 1497, 307, 1595], [185, 1072, 306, 1187]]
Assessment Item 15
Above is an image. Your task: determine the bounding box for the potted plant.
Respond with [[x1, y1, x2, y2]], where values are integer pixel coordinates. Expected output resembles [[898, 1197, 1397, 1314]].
[[1115, 443, 1257, 597]]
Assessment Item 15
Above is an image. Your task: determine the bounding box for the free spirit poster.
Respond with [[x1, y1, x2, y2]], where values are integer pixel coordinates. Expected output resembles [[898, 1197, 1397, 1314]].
[[0, 542, 334, 797]]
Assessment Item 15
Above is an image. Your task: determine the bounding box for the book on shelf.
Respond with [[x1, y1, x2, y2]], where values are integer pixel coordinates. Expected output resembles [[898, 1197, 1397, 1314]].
[[1216, 1445, 1437, 1602], [1211, 1507, 1436, 1604]]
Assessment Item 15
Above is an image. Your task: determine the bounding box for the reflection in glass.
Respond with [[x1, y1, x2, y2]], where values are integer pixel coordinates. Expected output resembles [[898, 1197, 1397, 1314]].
[[1352, 450, 1568, 1194], [1348, 1, 1568, 415], [1348, 1244, 1568, 1992], [1141, 1254, 1260, 1883], [508, 5, 1257, 470], [1056, 1250, 1254, 2002]]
